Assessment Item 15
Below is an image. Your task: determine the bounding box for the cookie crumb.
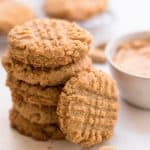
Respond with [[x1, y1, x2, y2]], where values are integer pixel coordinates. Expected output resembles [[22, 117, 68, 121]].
[[99, 145, 117, 150], [89, 43, 107, 64], [47, 145, 52, 150], [97, 43, 107, 50], [80, 147, 90, 150], [89, 49, 106, 63]]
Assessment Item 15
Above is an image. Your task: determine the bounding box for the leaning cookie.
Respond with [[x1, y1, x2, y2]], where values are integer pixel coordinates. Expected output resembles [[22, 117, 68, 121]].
[[7, 75, 62, 106], [10, 109, 64, 140], [12, 91, 58, 125], [44, 0, 108, 21], [2, 53, 92, 86], [0, 0, 35, 33], [57, 70, 119, 147], [8, 18, 92, 68]]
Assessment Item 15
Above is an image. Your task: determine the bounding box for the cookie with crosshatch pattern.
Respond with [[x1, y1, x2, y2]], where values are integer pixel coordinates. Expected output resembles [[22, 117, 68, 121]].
[[8, 18, 92, 68], [57, 70, 119, 147]]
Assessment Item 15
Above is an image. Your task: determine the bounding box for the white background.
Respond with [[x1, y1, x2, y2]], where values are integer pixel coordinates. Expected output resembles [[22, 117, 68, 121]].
[[0, 0, 150, 150]]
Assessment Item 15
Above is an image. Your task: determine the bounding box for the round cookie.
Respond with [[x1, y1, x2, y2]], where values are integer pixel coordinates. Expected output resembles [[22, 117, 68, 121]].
[[10, 109, 64, 140], [2, 53, 92, 86], [0, 0, 35, 33], [57, 70, 119, 147], [44, 0, 108, 21], [7, 75, 62, 106], [8, 18, 92, 68], [12, 91, 58, 125]]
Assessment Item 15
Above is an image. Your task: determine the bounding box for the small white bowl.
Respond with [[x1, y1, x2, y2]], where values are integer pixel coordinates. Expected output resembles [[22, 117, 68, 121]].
[[106, 31, 150, 109]]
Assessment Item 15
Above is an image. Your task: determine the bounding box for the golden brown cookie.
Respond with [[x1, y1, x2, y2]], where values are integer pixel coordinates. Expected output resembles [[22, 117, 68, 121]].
[[44, 0, 108, 21], [0, 0, 35, 33], [7, 75, 62, 106], [12, 91, 58, 125], [10, 109, 64, 140], [57, 70, 119, 147], [8, 18, 92, 68], [2, 53, 92, 86]]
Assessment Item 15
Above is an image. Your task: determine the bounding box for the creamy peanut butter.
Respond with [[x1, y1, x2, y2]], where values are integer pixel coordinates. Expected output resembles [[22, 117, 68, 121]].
[[114, 39, 150, 77]]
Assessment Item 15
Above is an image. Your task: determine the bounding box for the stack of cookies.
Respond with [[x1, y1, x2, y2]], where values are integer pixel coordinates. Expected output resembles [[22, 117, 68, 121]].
[[2, 18, 92, 140]]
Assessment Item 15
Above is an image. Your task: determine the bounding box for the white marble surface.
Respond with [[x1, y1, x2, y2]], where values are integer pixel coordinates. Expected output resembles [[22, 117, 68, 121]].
[[0, 0, 150, 150]]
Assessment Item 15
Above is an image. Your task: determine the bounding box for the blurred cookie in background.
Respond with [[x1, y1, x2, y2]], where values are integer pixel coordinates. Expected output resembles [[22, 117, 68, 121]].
[[43, 0, 115, 50], [43, 0, 108, 21], [0, 0, 35, 33]]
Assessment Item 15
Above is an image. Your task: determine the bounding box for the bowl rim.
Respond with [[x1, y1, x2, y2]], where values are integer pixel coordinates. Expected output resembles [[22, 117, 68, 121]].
[[105, 31, 150, 80]]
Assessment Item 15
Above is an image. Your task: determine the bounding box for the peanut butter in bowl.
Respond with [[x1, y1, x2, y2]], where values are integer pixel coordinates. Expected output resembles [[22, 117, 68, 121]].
[[106, 32, 150, 109], [113, 39, 150, 78]]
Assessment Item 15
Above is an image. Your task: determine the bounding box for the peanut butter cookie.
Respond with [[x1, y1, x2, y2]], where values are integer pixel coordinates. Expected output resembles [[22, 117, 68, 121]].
[[0, 0, 35, 33], [57, 70, 119, 147], [2, 53, 92, 86], [44, 0, 108, 21], [8, 18, 92, 68], [12, 92, 58, 125], [7, 75, 62, 106], [10, 109, 64, 140]]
